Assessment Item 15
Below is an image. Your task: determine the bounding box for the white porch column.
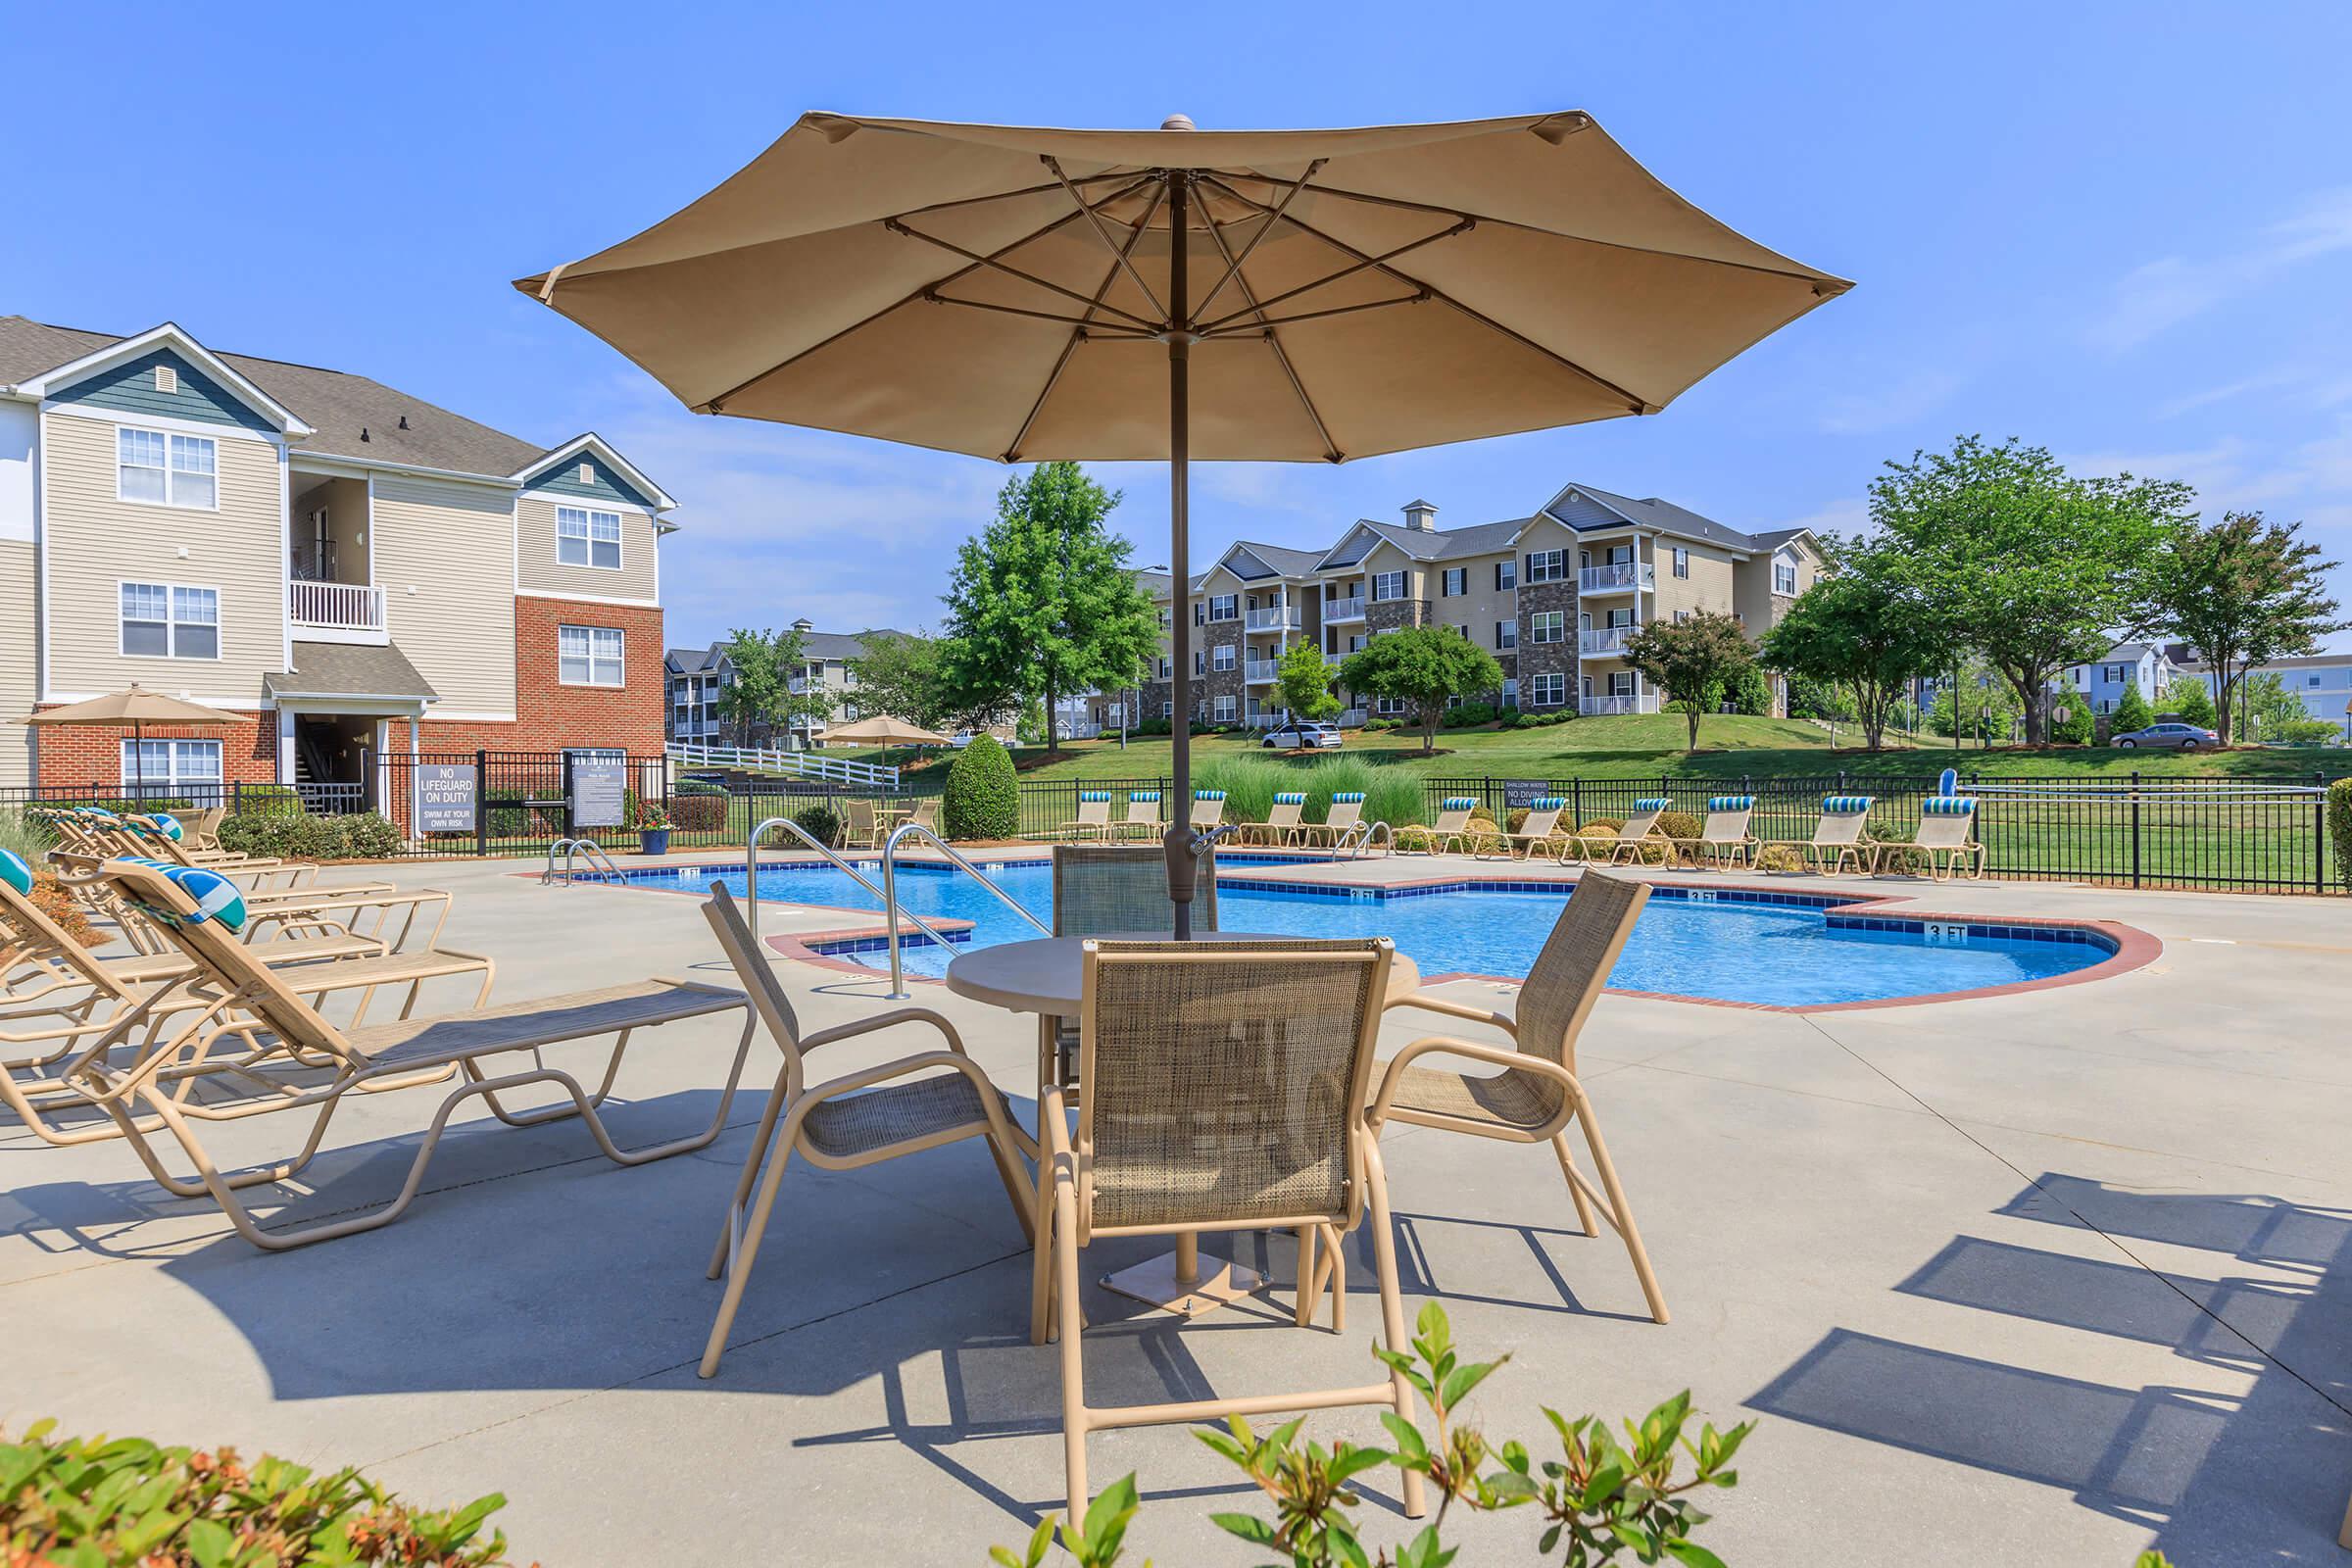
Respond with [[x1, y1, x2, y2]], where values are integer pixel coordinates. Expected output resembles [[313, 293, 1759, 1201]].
[[274, 709, 296, 785]]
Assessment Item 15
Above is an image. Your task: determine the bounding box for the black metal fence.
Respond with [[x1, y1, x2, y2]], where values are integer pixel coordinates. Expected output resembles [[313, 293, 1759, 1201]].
[[0, 780, 369, 816], [1419, 771, 2343, 894]]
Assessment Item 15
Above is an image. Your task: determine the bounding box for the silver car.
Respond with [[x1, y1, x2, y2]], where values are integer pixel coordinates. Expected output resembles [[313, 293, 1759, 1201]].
[[2113, 721, 2219, 750], [1262, 720, 1343, 749]]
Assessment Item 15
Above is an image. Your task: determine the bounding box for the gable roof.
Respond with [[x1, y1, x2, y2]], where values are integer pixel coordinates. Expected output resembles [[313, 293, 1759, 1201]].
[[1543, 482, 1771, 554]]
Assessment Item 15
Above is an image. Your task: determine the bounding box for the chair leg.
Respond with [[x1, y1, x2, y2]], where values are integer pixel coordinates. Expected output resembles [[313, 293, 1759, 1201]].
[[1054, 1152, 1089, 1524], [700, 1100, 814, 1378], [710, 1056, 796, 1279], [1295, 1224, 1319, 1328], [1361, 1138, 1428, 1520], [1550, 1131, 1600, 1237], [1573, 1100, 1669, 1325]]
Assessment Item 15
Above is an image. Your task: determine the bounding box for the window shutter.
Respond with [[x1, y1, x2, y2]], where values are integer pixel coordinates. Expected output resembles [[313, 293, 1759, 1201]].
[[1195, 603, 1204, 625]]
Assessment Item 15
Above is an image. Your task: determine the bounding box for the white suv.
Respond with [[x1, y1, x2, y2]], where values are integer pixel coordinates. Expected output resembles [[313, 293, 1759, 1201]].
[[1263, 720, 1343, 750]]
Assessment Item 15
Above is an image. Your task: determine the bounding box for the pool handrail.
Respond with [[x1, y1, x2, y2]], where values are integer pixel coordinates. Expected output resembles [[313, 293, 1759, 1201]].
[[1337, 819, 1394, 859], [747, 815, 964, 998], [543, 837, 619, 886], [881, 821, 1050, 1000]]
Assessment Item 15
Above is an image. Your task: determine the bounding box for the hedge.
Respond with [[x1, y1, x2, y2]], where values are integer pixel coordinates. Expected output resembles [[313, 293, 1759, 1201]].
[[944, 735, 1018, 840], [2331, 778, 2352, 891], [219, 812, 402, 861]]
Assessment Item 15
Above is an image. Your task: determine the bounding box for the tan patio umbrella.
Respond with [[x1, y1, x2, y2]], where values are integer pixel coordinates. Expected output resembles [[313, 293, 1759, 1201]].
[[20, 685, 244, 798], [516, 110, 1850, 934], [823, 713, 950, 769]]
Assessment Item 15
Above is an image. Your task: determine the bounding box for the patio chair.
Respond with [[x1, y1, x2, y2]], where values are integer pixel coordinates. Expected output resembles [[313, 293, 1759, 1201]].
[[1396, 797, 1492, 856], [1667, 796, 1758, 872], [1113, 790, 1162, 842], [1886, 796, 1985, 880], [1500, 797, 1570, 861], [1367, 870, 1668, 1325], [1249, 792, 1307, 847], [1571, 799, 1669, 865], [1780, 796, 1879, 876], [184, 807, 228, 853], [1190, 789, 1227, 832], [1051, 843, 1217, 939], [1296, 791, 1367, 850], [127, 812, 268, 870], [1058, 791, 1114, 842], [695, 885, 1037, 1377], [906, 797, 943, 836], [841, 798, 886, 850], [1037, 937, 1428, 1523], [64, 858, 751, 1251]]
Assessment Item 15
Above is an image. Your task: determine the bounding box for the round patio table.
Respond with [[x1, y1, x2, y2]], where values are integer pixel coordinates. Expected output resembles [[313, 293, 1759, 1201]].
[[946, 932, 1418, 1317]]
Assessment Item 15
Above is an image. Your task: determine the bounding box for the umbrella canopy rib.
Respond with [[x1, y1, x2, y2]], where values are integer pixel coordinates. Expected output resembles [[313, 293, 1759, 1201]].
[[1004, 179, 1169, 463], [1193, 195, 1341, 462], [1191, 159, 1325, 323], [1043, 156, 1168, 323]]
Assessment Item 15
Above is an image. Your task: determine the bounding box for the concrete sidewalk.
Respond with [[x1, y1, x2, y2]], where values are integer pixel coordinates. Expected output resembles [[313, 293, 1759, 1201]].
[[3, 853, 2346, 1564]]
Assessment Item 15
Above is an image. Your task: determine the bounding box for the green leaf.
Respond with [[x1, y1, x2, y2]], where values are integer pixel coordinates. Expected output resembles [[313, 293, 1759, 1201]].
[[1378, 1411, 1430, 1464], [1210, 1512, 1279, 1544], [183, 1517, 234, 1568], [1664, 1542, 1729, 1568], [1437, 1357, 1503, 1413]]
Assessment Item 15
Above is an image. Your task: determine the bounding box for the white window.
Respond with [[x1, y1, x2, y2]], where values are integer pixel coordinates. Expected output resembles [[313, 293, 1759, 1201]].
[[559, 624, 625, 686], [1441, 566, 1466, 597], [1370, 569, 1407, 602], [1502, 677, 1518, 707], [117, 428, 217, 510], [557, 506, 623, 569], [1161, 700, 1173, 717], [1674, 610, 1690, 624], [1525, 549, 1565, 584], [1609, 670, 1636, 697], [1212, 645, 1237, 671], [1157, 658, 1171, 678], [1376, 695, 1406, 715], [1207, 593, 1238, 621], [121, 738, 220, 800], [1530, 610, 1564, 645], [1773, 558, 1798, 595], [1496, 620, 1516, 649], [1212, 695, 1237, 722], [1530, 672, 1564, 707], [1672, 547, 1690, 578], [1495, 559, 1516, 590], [120, 582, 220, 659]]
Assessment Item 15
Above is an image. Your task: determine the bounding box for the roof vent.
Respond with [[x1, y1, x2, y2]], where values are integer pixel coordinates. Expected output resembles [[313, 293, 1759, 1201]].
[[792, 617, 814, 633], [397, 415, 411, 430], [1401, 498, 1439, 532], [578, 462, 595, 483], [154, 365, 177, 394], [359, 426, 369, 442]]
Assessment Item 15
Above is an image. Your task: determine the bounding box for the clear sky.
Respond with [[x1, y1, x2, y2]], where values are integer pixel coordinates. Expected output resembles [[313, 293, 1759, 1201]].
[[8, 2, 2349, 651]]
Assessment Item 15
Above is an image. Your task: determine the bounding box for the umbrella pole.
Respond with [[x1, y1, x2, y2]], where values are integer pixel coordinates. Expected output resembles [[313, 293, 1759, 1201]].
[[1162, 172, 1196, 940]]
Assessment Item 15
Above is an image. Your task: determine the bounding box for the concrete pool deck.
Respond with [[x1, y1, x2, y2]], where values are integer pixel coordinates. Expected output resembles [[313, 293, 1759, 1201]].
[[4, 851, 2348, 1564]]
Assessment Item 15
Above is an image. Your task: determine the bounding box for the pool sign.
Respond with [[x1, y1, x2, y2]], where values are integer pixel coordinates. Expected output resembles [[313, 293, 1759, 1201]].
[[1923, 920, 1970, 946], [569, 757, 628, 830], [1503, 779, 1549, 809], [413, 763, 477, 834]]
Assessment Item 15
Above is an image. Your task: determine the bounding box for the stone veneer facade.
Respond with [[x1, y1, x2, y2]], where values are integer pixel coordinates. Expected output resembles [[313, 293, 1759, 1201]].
[[1513, 574, 1580, 710]]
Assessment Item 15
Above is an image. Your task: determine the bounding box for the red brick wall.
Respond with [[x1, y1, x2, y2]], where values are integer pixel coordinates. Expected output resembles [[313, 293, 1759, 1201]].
[[32, 711, 275, 794], [416, 596, 664, 755]]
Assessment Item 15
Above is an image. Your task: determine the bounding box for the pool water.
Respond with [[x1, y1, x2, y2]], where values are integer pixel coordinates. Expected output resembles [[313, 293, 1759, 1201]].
[[625, 857, 2112, 1009]]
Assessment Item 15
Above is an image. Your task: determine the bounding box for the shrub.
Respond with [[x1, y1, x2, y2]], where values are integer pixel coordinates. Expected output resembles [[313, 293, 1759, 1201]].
[[229, 784, 305, 819], [0, 808, 54, 862], [1653, 809, 1702, 844], [2272, 717, 2341, 745], [1441, 701, 1498, 729], [1577, 817, 1666, 864], [0, 1418, 526, 1566], [1193, 757, 1282, 829], [31, 870, 99, 948], [2110, 684, 2154, 734], [1757, 843, 1804, 872], [669, 791, 729, 832], [2332, 779, 2352, 891], [219, 811, 401, 861], [768, 802, 840, 849], [1724, 663, 1775, 715], [943, 735, 1018, 840], [1363, 771, 1422, 829], [2051, 695, 2094, 745], [338, 813, 402, 858]]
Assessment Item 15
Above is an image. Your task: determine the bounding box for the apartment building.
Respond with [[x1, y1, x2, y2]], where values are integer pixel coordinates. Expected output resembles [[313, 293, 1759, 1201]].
[[664, 619, 906, 748], [0, 316, 674, 796], [2057, 641, 2178, 715], [2176, 651, 2352, 729], [1106, 485, 1821, 726]]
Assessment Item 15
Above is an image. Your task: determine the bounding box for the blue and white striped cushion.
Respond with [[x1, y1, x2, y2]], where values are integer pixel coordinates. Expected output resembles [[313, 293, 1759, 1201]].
[[1631, 798, 1670, 812], [1195, 790, 1226, 802], [1529, 797, 1566, 811], [1273, 792, 1306, 806], [1332, 792, 1365, 804], [1441, 797, 1477, 811], [0, 849, 31, 897], [147, 811, 185, 842], [1921, 796, 1977, 816], [1706, 796, 1754, 812], [1078, 791, 1112, 804], [1128, 791, 1159, 803], [1821, 796, 1874, 813], [119, 858, 247, 933]]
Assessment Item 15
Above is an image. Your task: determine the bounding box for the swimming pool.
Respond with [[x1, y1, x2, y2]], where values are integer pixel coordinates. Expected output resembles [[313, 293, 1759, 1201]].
[[612, 856, 2120, 1009]]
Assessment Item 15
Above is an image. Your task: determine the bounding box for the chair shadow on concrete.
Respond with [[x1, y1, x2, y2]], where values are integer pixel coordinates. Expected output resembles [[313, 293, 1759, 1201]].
[[1749, 1172, 2352, 1562]]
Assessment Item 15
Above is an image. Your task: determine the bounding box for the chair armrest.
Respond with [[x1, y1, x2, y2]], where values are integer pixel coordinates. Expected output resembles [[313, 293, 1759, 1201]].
[[1380, 992, 1516, 1035], [1369, 1035, 1579, 1128], [796, 1004, 972, 1056]]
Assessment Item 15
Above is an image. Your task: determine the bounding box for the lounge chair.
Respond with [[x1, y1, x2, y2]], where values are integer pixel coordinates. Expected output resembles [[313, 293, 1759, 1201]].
[[1057, 791, 1114, 842], [695, 886, 1036, 1377], [1113, 790, 1161, 842], [64, 858, 751, 1250], [184, 807, 228, 853], [1396, 797, 1491, 856], [1296, 791, 1367, 850], [1249, 792, 1307, 847], [1571, 798, 1668, 865], [1501, 797, 1569, 861], [1036, 937, 1428, 1523], [1368, 871, 1667, 1324], [1886, 796, 1985, 880], [1668, 796, 1757, 871], [1779, 796, 1879, 876], [905, 797, 943, 836], [1191, 789, 1227, 832]]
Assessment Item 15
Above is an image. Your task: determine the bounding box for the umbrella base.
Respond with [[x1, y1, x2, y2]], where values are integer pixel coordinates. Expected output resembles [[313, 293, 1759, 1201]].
[[1100, 1247, 1265, 1318]]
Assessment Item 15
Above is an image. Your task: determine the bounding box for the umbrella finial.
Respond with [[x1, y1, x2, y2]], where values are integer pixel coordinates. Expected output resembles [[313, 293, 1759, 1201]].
[[1159, 113, 1197, 132]]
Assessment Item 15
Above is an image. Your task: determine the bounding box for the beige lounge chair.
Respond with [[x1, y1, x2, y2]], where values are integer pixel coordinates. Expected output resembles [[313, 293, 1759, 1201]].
[[1779, 796, 1879, 875], [184, 807, 228, 852], [906, 797, 943, 836], [1295, 792, 1367, 849], [1058, 791, 1114, 842], [1036, 937, 1428, 1523], [1368, 871, 1667, 1325], [1113, 790, 1162, 842], [1396, 797, 1491, 856], [1190, 790, 1227, 832], [1248, 792, 1307, 847], [1886, 796, 1985, 880], [695, 885, 1036, 1376], [1571, 799, 1668, 865], [1501, 797, 1569, 861], [1668, 796, 1758, 872], [65, 858, 751, 1250]]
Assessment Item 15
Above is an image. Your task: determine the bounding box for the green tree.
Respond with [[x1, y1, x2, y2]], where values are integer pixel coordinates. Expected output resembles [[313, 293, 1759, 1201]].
[[1273, 639, 1340, 722], [1928, 662, 2022, 741], [847, 630, 1009, 736], [1623, 611, 1753, 753], [1868, 435, 2192, 742], [2162, 677, 2218, 728], [2111, 683, 2154, 733], [1723, 663, 1775, 715], [1337, 627, 1503, 755], [2051, 689, 2095, 744], [937, 463, 1160, 753], [1758, 547, 1952, 751], [2139, 510, 2346, 744], [714, 624, 833, 747], [942, 734, 1018, 840], [2235, 670, 2308, 741]]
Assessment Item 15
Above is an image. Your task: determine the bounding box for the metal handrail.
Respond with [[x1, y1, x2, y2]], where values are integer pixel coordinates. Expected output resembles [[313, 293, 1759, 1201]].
[[543, 836, 618, 885], [1337, 819, 1394, 858], [880, 822, 1050, 1001], [746, 816, 963, 997]]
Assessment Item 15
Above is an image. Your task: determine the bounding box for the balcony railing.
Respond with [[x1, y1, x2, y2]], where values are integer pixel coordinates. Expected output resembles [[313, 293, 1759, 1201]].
[[1335, 708, 1368, 727], [1578, 563, 1654, 593], [1581, 693, 1661, 716], [1244, 658, 1279, 684], [1323, 595, 1366, 622], [286, 579, 385, 637], [1580, 625, 1636, 655], [1245, 606, 1301, 632]]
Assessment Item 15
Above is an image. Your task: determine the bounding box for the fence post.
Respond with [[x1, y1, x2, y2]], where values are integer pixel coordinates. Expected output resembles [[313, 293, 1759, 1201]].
[[1572, 777, 1584, 826], [2317, 770, 2328, 895], [2130, 770, 2141, 890], [474, 749, 488, 858]]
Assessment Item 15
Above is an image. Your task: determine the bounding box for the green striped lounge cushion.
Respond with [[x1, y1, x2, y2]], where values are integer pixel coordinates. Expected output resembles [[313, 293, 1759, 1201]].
[[119, 858, 247, 932], [1530, 797, 1566, 811], [1273, 792, 1307, 805], [1706, 796, 1754, 812], [1195, 790, 1226, 801], [82, 807, 121, 822], [1128, 791, 1159, 802], [0, 849, 31, 896], [1822, 795, 1874, 813], [1441, 797, 1477, 811], [1631, 798, 1670, 812], [1332, 792, 1365, 804], [1921, 796, 1976, 815], [1078, 791, 1112, 803], [146, 811, 185, 841]]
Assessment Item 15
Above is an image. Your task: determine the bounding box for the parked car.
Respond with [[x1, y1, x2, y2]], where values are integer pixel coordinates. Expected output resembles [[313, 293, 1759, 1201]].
[[1262, 720, 1343, 750], [2113, 721, 2219, 750]]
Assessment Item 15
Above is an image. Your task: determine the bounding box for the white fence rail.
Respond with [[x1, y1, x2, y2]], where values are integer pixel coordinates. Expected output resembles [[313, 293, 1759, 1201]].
[[287, 579, 385, 631], [666, 740, 899, 788]]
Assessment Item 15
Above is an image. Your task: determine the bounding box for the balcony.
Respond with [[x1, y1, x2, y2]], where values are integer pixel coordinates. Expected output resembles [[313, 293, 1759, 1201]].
[[1335, 708, 1368, 727], [1245, 606, 1301, 633], [1244, 658, 1280, 684], [286, 579, 386, 644], [1580, 625, 1636, 656], [1581, 693, 1661, 716], [1323, 595, 1366, 623], [1579, 563, 1654, 594]]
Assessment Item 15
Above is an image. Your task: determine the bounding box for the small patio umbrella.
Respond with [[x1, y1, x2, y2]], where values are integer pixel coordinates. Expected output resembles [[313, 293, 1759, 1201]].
[[19, 685, 244, 800], [517, 110, 1849, 934], [823, 713, 949, 770]]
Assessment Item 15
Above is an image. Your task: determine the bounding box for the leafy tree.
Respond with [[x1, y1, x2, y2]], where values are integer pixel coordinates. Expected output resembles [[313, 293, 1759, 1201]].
[[1928, 662, 2022, 741], [714, 624, 832, 746], [1868, 435, 2192, 742], [937, 463, 1161, 753], [2050, 690, 2095, 744], [1783, 671, 1851, 721], [2162, 677, 2218, 728], [2139, 510, 2346, 743], [2111, 683, 2154, 733], [1274, 639, 1341, 722], [1337, 627, 1503, 755], [1622, 611, 1753, 753], [1723, 663, 1775, 716], [2234, 670, 2309, 742], [1758, 548, 1951, 751], [847, 631, 1009, 737]]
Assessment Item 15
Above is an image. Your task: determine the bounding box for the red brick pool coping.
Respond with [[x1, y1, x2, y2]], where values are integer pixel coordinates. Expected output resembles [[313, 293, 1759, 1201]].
[[547, 851, 2161, 1013]]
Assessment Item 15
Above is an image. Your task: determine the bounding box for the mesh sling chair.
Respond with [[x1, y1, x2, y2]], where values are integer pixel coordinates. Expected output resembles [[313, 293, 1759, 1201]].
[[1297, 791, 1367, 850], [696, 884, 1037, 1376], [1396, 797, 1482, 856], [1667, 796, 1758, 872], [68, 858, 751, 1251], [1785, 796, 1879, 876], [1896, 797, 1986, 880], [1114, 791, 1161, 842], [1573, 799, 1669, 865], [1250, 792, 1307, 847], [1501, 798, 1569, 861], [1037, 938, 1428, 1524], [1366, 871, 1668, 1325], [1059, 792, 1115, 842], [1048, 845, 1217, 1089]]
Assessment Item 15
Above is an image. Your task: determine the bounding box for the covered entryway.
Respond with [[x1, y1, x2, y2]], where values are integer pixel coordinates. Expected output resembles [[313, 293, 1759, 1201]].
[[264, 641, 438, 811]]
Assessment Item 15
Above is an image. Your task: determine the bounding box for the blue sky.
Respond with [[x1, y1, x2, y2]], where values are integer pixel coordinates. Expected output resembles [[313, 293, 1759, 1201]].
[[9, 2, 2351, 650]]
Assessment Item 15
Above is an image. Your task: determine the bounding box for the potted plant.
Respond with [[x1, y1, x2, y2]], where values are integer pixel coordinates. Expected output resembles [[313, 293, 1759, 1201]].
[[635, 803, 675, 857]]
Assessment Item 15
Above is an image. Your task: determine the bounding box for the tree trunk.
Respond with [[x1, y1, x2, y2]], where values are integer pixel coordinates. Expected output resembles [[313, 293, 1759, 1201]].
[[1685, 704, 1702, 754]]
